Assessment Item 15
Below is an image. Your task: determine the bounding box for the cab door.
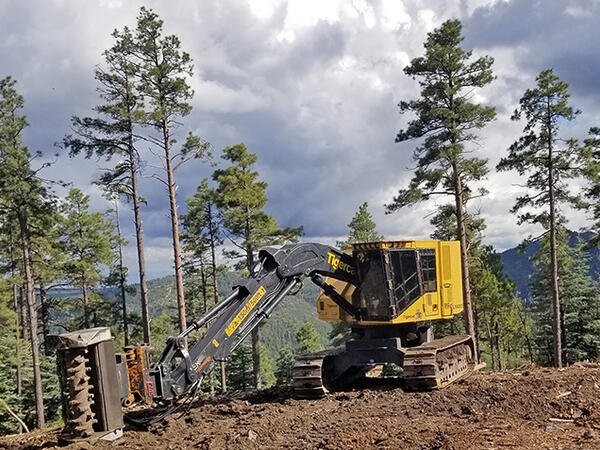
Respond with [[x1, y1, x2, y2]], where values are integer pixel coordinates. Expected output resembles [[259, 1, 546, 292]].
[[440, 242, 463, 317]]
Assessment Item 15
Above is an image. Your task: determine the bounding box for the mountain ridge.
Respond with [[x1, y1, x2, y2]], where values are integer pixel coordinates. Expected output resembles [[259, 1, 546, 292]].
[[499, 231, 599, 299]]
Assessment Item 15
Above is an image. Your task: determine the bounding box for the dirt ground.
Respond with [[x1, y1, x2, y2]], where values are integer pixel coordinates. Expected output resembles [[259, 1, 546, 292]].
[[3, 365, 600, 449]]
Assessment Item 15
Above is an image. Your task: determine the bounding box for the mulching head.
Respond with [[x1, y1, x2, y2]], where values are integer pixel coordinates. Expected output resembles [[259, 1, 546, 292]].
[[57, 327, 124, 443]]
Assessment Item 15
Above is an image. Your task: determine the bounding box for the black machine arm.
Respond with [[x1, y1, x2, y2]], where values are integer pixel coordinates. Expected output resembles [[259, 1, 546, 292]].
[[150, 243, 359, 401]]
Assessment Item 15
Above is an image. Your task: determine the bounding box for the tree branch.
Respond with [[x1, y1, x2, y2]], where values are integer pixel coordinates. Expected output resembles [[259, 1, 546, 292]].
[[0, 399, 29, 433]]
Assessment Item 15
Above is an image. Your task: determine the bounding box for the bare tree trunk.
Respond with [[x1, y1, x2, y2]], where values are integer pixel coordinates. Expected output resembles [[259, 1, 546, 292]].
[[13, 284, 23, 434], [39, 285, 50, 355], [162, 120, 186, 334], [199, 258, 207, 314], [453, 164, 478, 361], [486, 320, 495, 370], [494, 321, 502, 370], [129, 146, 151, 344], [10, 238, 24, 433], [114, 201, 129, 347], [19, 214, 45, 429], [473, 303, 480, 361], [82, 279, 90, 328], [251, 329, 261, 389], [547, 98, 562, 369], [209, 204, 219, 306], [19, 286, 28, 341], [1, 400, 29, 433], [220, 361, 227, 393]]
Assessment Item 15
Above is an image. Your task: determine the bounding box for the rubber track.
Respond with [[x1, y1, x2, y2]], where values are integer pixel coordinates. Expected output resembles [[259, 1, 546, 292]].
[[292, 335, 476, 396], [403, 334, 475, 390], [291, 350, 338, 398]]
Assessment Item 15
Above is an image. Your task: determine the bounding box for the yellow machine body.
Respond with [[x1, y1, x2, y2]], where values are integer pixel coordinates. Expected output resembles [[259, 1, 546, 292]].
[[317, 240, 463, 325]]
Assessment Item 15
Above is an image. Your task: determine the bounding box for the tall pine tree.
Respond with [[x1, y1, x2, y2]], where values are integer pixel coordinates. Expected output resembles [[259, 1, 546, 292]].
[[0, 76, 52, 429], [133, 7, 210, 335], [63, 25, 152, 343], [181, 179, 223, 315], [103, 195, 131, 346], [497, 69, 584, 368], [385, 20, 496, 357], [181, 178, 227, 391], [30, 213, 64, 355]]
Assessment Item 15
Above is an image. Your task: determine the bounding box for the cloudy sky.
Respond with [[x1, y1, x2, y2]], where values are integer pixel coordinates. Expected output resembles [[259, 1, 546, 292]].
[[1, 0, 599, 279]]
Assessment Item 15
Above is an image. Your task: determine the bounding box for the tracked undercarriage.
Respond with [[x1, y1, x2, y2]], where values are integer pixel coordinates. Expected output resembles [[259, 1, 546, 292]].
[[292, 332, 477, 397], [292, 350, 335, 398], [403, 334, 475, 390]]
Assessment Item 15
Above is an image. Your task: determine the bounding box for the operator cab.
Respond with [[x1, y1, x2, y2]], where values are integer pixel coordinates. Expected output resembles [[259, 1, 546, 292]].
[[317, 240, 463, 325]]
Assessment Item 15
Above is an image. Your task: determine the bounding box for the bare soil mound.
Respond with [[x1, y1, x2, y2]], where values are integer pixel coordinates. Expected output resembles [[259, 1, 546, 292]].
[[3, 365, 600, 449]]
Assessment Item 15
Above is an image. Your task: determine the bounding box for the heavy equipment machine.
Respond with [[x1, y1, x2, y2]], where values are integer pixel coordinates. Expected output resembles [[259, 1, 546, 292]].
[[56, 239, 475, 442]]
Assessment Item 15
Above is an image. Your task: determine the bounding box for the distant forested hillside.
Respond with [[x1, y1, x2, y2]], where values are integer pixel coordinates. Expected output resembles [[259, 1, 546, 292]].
[[500, 231, 600, 299]]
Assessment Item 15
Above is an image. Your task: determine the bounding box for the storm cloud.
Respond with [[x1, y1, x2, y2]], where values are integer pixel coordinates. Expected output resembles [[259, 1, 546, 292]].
[[1, 0, 598, 278]]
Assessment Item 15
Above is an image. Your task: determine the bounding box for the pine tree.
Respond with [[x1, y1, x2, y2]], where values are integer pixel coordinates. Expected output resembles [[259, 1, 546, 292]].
[[258, 344, 276, 388], [103, 195, 132, 346], [295, 321, 323, 354], [274, 345, 295, 386], [0, 223, 25, 432], [0, 277, 26, 434], [58, 188, 114, 328], [63, 25, 152, 343], [213, 143, 302, 389], [147, 311, 177, 355], [529, 228, 600, 365], [28, 209, 64, 355], [181, 178, 228, 390], [561, 240, 600, 363], [385, 20, 496, 357], [226, 342, 254, 392], [0, 76, 52, 429], [497, 69, 584, 368], [181, 179, 223, 314], [133, 7, 211, 335], [471, 247, 531, 368], [582, 128, 600, 247], [336, 202, 383, 249], [429, 204, 485, 244]]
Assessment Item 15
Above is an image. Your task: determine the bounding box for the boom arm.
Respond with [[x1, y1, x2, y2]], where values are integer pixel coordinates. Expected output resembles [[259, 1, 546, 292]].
[[151, 243, 359, 401]]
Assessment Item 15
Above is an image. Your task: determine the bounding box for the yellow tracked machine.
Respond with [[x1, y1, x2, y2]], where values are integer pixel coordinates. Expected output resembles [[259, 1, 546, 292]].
[[56, 239, 476, 442]]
